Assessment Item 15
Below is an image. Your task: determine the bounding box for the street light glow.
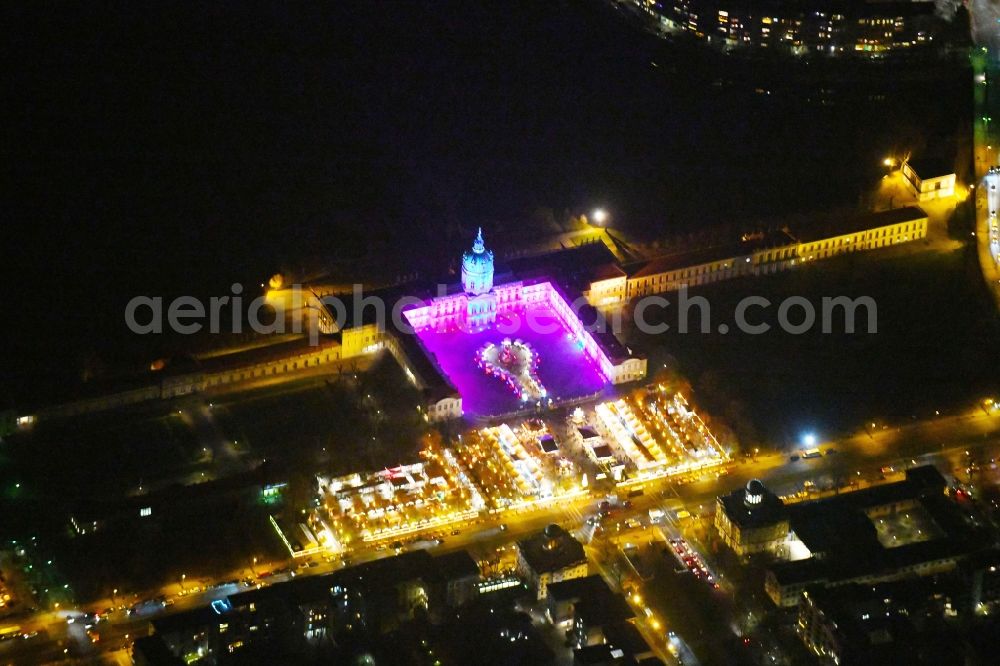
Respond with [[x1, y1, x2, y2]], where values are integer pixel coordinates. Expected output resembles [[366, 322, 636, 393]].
[[802, 433, 817, 447], [592, 208, 608, 225]]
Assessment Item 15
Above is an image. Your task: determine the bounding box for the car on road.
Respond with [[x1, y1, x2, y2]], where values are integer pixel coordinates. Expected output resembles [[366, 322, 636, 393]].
[[0, 625, 22, 642], [668, 538, 718, 588]]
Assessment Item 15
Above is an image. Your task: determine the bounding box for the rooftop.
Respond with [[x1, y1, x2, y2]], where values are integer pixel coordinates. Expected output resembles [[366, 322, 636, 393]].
[[539, 434, 559, 453], [788, 502, 882, 558], [795, 206, 928, 243], [385, 317, 460, 402], [589, 262, 628, 282], [573, 643, 637, 666], [602, 621, 656, 659], [801, 579, 959, 666], [768, 557, 829, 587], [518, 524, 586, 574], [718, 479, 788, 530], [627, 229, 796, 278], [190, 336, 341, 375], [503, 242, 621, 292], [904, 157, 954, 179], [769, 467, 980, 591], [131, 635, 184, 665], [431, 550, 480, 582], [547, 574, 614, 603], [592, 443, 614, 459], [575, 593, 636, 627], [152, 604, 222, 637]]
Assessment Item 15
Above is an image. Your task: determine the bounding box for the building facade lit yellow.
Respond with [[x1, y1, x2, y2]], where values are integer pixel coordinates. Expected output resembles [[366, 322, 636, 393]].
[[588, 207, 929, 308], [901, 158, 956, 202]]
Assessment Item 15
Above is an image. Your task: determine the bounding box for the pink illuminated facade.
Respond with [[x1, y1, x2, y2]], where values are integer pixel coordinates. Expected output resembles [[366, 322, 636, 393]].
[[401, 275, 645, 417], [344, 232, 646, 420], [402, 280, 617, 383]]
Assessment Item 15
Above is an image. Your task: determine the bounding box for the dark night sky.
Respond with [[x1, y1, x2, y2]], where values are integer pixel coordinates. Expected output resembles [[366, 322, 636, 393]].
[[1, 1, 969, 401]]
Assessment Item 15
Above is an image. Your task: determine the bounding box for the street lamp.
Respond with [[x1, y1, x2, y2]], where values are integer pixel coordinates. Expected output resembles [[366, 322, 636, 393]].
[[591, 208, 608, 225]]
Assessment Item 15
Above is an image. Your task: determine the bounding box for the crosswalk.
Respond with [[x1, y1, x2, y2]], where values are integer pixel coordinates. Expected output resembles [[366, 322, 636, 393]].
[[560, 502, 587, 525]]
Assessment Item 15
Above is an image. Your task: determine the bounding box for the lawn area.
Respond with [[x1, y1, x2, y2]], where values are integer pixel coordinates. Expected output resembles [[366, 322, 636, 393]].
[[210, 354, 428, 478], [3, 406, 201, 503], [36, 489, 287, 603], [626, 247, 1000, 450], [0, 352, 431, 590]]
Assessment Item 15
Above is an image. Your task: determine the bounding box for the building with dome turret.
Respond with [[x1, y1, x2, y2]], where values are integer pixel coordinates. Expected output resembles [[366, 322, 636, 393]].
[[460, 228, 498, 328], [715, 478, 790, 557], [516, 523, 588, 600], [394, 235, 647, 419], [462, 227, 494, 296]]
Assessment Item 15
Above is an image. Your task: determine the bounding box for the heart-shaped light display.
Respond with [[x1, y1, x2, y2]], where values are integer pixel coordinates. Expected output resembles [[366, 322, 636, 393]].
[[475, 338, 547, 402]]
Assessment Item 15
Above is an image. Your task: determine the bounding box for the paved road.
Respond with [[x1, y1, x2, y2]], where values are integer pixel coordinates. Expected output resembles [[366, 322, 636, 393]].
[[3, 407, 998, 665], [675, 408, 1000, 506]]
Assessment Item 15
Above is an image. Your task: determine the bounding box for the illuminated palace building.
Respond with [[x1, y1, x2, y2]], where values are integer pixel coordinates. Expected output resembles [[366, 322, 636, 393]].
[[398, 230, 645, 419], [19, 209, 929, 425], [638, 0, 948, 56], [587, 206, 929, 308], [316, 208, 928, 422], [325, 230, 647, 422]]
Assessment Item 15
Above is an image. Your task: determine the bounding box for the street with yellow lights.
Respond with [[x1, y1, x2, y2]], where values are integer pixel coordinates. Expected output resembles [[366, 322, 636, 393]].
[[3, 383, 1000, 665], [268, 383, 728, 563]]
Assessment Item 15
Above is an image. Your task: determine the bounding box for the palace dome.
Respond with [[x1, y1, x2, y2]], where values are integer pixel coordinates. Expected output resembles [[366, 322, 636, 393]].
[[462, 227, 494, 296], [744, 479, 766, 507]]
